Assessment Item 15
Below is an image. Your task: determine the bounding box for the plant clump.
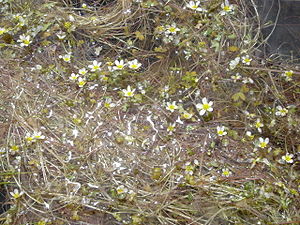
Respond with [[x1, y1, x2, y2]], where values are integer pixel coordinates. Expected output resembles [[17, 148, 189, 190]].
[[0, 0, 299, 224]]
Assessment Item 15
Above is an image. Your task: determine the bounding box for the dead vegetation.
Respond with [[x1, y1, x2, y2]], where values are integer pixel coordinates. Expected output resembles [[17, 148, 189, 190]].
[[0, 0, 299, 224]]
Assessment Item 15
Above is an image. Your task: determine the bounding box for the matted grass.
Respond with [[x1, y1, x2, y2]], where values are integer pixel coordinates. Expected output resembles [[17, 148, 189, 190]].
[[0, 0, 299, 224]]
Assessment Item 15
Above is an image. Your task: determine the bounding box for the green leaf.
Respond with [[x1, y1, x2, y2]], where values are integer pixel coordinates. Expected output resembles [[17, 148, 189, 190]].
[[135, 31, 145, 40], [232, 92, 246, 101]]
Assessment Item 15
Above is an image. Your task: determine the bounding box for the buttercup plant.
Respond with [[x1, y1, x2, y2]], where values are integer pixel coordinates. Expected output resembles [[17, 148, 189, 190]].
[[1, 0, 299, 224], [122, 85, 135, 97], [196, 97, 214, 116], [17, 34, 31, 47]]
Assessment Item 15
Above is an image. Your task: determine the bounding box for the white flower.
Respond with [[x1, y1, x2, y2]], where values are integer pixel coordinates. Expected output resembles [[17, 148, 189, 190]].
[[166, 101, 178, 112], [72, 129, 79, 138], [282, 70, 293, 81], [246, 131, 254, 140], [10, 189, 24, 199], [282, 153, 294, 163], [165, 24, 180, 34], [231, 73, 242, 82], [113, 59, 126, 70], [220, 1, 234, 15], [59, 53, 71, 63], [217, 126, 227, 136], [104, 98, 116, 108], [221, 168, 232, 177], [185, 162, 194, 175], [176, 116, 184, 124], [32, 131, 45, 140], [122, 85, 135, 97], [69, 15, 75, 22], [258, 137, 269, 149], [69, 73, 79, 81], [116, 185, 128, 194], [186, 1, 203, 12], [17, 34, 31, 47], [88, 60, 102, 71], [196, 97, 213, 115], [0, 27, 8, 35], [78, 68, 88, 75], [25, 131, 45, 143], [244, 111, 256, 118], [56, 31, 66, 40], [275, 106, 288, 117], [242, 77, 254, 84], [241, 55, 252, 65], [25, 133, 34, 143], [94, 46, 102, 56], [229, 57, 240, 70], [182, 111, 193, 119], [167, 123, 176, 133], [128, 59, 142, 70], [254, 119, 264, 133], [77, 77, 86, 87]]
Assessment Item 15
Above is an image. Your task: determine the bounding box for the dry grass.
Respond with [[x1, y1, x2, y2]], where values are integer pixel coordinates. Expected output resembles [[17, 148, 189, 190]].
[[0, 0, 299, 224]]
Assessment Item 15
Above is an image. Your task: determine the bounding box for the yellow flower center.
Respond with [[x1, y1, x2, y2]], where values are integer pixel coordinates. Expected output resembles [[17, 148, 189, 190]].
[[260, 142, 267, 148], [11, 145, 19, 151], [285, 71, 293, 77], [0, 29, 6, 35], [78, 81, 86, 87], [117, 189, 123, 194], [284, 156, 292, 162], [255, 122, 262, 128], [23, 40, 30, 45], [168, 125, 175, 131], [280, 109, 287, 114], [223, 170, 230, 176], [12, 193, 20, 199], [127, 91, 133, 96], [168, 27, 177, 33], [183, 113, 192, 119], [203, 104, 210, 110], [26, 137, 33, 142], [224, 6, 230, 11]]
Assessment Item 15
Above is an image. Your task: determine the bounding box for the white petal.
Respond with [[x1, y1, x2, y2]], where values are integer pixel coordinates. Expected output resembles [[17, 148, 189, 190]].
[[196, 103, 203, 109]]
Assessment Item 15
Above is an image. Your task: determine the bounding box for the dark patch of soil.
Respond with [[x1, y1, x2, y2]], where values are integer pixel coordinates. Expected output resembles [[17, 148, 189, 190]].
[[256, 0, 300, 59]]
